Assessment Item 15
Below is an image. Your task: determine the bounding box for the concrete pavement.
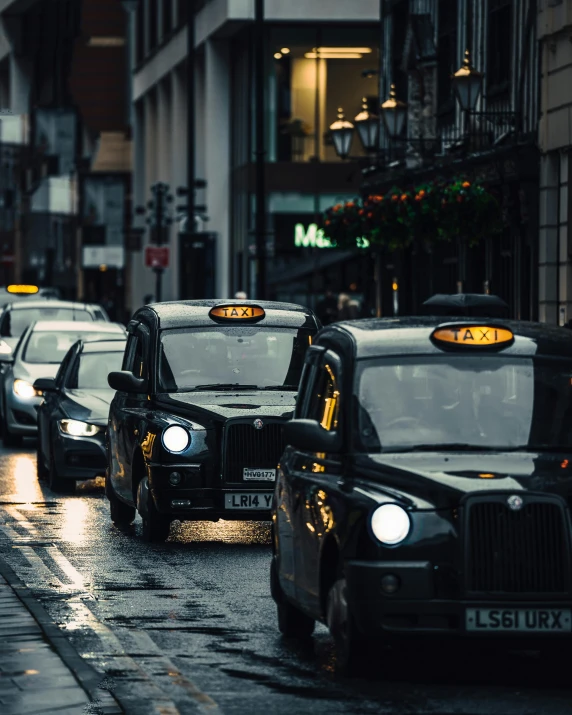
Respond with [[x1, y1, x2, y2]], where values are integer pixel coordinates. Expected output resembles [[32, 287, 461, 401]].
[[0, 560, 121, 715]]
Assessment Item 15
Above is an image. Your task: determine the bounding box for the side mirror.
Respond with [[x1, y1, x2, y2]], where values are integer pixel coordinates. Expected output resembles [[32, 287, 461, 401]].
[[108, 370, 147, 394], [33, 377, 57, 393], [283, 419, 342, 453]]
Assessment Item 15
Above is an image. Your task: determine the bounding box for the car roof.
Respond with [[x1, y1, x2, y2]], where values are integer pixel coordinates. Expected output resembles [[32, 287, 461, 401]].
[[80, 339, 127, 354], [30, 320, 125, 333], [4, 299, 94, 311], [135, 299, 318, 330], [323, 316, 572, 360]]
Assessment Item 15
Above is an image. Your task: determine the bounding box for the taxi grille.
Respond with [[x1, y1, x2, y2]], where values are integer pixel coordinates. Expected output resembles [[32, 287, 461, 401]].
[[223, 422, 285, 484], [466, 500, 569, 595]]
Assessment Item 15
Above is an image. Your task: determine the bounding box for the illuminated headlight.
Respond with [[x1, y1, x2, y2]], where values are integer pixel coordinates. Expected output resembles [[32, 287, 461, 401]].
[[370, 504, 411, 545], [59, 419, 102, 437], [13, 379, 37, 399], [162, 425, 190, 453]]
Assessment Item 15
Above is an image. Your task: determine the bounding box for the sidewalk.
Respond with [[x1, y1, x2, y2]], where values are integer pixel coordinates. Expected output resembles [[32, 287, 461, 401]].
[[0, 561, 122, 715]]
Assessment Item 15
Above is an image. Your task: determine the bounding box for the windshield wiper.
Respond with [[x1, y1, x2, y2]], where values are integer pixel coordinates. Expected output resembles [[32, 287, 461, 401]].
[[260, 385, 298, 391], [192, 383, 259, 391]]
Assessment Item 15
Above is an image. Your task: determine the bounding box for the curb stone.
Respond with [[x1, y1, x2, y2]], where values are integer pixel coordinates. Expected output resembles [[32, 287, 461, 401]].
[[0, 555, 123, 715]]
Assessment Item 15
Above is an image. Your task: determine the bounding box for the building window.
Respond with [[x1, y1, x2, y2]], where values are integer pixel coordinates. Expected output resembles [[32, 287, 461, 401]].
[[437, 0, 457, 115], [162, 0, 172, 38], [487, 0, 511, 94], [177, 0, 188, 27], [135, 2, 144, 64], [148, 0, 158, 51], [269, 26, 379, 162]]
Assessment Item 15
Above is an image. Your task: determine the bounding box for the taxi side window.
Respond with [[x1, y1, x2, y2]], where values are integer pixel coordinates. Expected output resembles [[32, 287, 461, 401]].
[[308, 363, 340, 432], [123, 332, 148, 380]]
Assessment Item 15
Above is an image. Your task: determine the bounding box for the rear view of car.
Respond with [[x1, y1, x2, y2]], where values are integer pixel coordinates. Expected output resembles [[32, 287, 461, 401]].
[[36, 338, 127, 492], [0, 320, 126, 446]]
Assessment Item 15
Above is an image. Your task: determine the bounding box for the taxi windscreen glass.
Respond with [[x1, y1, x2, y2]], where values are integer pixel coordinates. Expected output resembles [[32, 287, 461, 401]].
[[0, 307, 92, 338], [355, 356, 572, 452], [23, 332, 121, 364], [66, 351, 124, 389], [158, 327, 312, 391]]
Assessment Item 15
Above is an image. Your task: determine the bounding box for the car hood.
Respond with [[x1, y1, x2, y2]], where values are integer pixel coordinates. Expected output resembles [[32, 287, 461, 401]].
[[63, 389, 114, 424], [155, 390, 297, 425], [356, 451, 572, 510], [15, 361, 60, 382]]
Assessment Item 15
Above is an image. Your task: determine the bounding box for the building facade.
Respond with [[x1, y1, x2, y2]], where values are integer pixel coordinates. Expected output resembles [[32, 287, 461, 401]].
[[537, 0, 572, 325], [0, 0, 131, 319]]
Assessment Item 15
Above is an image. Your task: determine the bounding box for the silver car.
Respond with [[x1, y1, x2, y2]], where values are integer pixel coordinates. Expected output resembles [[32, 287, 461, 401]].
[[0, 320, 126, 447]]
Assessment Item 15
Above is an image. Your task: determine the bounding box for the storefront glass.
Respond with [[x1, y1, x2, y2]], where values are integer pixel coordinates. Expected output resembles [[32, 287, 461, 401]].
[[268, 26, 380, 162]]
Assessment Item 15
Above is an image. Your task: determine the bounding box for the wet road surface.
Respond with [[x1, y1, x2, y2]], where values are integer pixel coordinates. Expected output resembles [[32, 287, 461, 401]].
[[1, 443, 572, 715]]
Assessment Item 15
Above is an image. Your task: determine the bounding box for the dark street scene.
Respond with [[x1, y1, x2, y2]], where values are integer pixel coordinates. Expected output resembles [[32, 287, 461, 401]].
[[1, 0, 572, 713]]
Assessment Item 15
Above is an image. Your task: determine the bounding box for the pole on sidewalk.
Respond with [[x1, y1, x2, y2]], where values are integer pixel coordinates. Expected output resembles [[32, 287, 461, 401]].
[[254, 0, 266, 299]]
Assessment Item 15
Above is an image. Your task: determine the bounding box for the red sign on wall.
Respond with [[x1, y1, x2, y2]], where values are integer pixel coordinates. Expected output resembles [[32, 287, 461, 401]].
[[145, 246, 169, 269]]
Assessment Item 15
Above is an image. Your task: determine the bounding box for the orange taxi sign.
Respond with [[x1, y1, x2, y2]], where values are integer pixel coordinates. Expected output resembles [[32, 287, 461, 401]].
[[209, 304, 265, 321], [7, 284, 39, 294], [432, 325, 514, 348]]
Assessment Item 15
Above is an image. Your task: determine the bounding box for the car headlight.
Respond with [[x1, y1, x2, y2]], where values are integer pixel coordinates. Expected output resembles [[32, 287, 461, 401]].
[[162, 425, 190, 453], [13, 379, 37, 399], [370, 504, 411, 545], [59, 419, 102, 437]]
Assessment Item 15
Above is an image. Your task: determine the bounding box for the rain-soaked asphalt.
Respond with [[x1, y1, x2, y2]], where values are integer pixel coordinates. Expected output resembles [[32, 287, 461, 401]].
[[1, 444, 572, 715]]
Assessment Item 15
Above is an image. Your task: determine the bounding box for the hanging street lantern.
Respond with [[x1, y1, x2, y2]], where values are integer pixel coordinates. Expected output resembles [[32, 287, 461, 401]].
[[452, 49, 484, 112], [381, 84, 407, 138], [354, 97, 379, 153], [329, 108, 355, 160]]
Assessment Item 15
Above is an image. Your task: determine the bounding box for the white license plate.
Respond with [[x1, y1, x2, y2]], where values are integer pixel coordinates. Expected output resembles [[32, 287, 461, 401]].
[[243, 468, 276, 481], [225, 493, 273, 510], [466, 608, 571, 633]]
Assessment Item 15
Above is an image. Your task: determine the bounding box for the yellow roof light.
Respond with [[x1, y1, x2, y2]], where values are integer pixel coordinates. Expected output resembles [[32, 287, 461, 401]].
[[305, 52, 363, 59], [209, 304, 266, 321], [315, 47, 372, 54], [432, 324, 514, 348], [7, 285, 39, 294]]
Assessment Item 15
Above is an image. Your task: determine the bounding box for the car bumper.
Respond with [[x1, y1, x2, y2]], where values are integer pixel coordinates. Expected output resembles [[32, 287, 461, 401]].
[[347, 560, 572, 639], [5, 391, 41, 434], [54, 432, 107, 481], [151, 486, 273, 521]]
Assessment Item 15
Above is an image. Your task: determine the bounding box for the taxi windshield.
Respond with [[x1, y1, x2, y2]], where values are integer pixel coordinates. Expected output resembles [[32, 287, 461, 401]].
[[355, 356, 572, 453], [159, 326, 312, 392]]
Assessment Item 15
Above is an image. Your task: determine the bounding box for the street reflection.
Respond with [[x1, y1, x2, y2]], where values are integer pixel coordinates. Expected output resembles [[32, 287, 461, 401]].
[[171, 519, 271, 545], [1, 453, 43, 503], [59, 499, 90, 544]]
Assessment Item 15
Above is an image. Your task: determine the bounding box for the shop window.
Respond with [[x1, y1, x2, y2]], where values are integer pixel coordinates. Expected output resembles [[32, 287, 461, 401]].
[[437, 0, 458, 117], [487, 0, 511, 95], [269, 27, 379, 163]]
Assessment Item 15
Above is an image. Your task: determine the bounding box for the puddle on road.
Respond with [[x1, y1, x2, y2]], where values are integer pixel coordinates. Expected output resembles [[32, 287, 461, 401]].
[[170, 519, 271, 545]]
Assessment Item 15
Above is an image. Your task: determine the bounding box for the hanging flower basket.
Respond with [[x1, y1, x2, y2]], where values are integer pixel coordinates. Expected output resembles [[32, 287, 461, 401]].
[[320, 176, 503, 251]]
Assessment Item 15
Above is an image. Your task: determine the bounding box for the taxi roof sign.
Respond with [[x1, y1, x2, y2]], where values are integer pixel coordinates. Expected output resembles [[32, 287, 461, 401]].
[[6, 284, 39, 294], [431, 324, 514, 348], [209, 304, 265, 322]]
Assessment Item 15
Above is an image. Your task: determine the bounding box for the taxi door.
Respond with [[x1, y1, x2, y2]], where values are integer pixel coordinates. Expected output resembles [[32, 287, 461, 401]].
[[290, 351, 344, 615], [108, 322, 151, 502]]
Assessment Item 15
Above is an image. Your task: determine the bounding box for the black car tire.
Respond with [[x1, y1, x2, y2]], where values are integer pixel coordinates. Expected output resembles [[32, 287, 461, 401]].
[[105, 473, 136, 527], [48, 451, 75, 494], [141, 494, 171, 543], [271, 557, 315, 639], [36, 431, 48, 481], [2, 417, 23, 448], [327, 578, 368, 676]]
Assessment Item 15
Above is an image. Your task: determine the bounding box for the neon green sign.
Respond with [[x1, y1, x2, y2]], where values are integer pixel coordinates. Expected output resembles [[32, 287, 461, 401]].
[[294, 223, 370, 249]]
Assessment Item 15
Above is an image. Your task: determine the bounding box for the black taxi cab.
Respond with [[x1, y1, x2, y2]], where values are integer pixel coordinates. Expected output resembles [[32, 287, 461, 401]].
[[106, 299, 320, 542], [271, 316, 572, 673]]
